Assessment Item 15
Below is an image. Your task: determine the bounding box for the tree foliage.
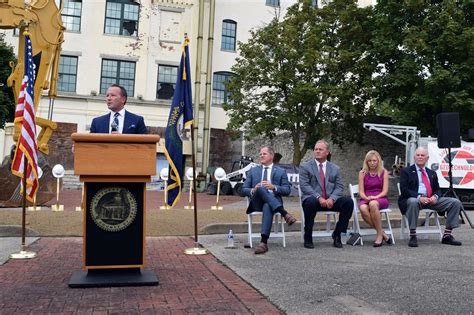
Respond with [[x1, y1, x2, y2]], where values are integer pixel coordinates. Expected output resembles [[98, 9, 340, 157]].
[[225, 0, 374, 164], [371, 0, 474, 136], [225, 0, 473, 164], [0, 33, 16, 129]]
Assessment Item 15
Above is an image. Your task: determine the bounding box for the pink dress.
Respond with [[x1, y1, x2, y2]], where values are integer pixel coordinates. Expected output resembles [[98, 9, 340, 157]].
[[358, 170, 389, 209]]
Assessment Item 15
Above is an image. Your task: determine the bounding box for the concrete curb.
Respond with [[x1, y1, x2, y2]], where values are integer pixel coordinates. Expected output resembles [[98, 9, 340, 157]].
[[201, 217, 447, 234], [0, 225, 40, 237]]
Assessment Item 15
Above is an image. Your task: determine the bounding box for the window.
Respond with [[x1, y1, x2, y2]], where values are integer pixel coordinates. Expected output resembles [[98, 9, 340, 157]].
[[221, 20, 236, 51], [105, 0, 139, 36], [62, 0, 82, 32], [312, 0, 318, 7], [58, 56, 78, 92], [100, 59, 136, 96], [157, 65, 178, 100], [212, 72, 233, 106], [266, 0, 280, 6]]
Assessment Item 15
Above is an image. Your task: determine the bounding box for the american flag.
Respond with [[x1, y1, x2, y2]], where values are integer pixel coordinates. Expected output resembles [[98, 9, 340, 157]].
[[11, 34, 39, 202]]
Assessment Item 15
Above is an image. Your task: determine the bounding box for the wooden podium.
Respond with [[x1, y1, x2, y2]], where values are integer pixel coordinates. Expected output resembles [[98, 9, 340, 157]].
[[69, 133, 160, 288]]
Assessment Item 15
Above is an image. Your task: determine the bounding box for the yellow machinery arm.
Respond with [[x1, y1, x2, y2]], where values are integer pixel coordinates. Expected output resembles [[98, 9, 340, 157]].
[[0, 0, 64, 154]]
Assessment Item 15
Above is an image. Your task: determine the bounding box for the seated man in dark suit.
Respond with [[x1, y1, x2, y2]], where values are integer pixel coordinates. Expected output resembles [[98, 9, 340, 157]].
[[242, 146, 295, 254], [299, 140, 353, 249], [90, 84, 147, 134], [398, 147, 462, 247]]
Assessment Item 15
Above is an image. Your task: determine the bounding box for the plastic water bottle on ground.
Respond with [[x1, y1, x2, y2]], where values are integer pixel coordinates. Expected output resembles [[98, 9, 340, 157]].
[[227, 229, 234, 248]]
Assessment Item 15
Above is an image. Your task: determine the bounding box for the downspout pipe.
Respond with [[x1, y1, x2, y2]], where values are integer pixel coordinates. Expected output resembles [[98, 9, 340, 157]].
[[193, 0, 205, 167], [201, 0, 215, 175]]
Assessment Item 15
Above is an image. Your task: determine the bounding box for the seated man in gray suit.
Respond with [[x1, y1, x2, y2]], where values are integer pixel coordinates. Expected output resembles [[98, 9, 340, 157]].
[[299, 140, 353, 249], [242, 146, 296, 254]]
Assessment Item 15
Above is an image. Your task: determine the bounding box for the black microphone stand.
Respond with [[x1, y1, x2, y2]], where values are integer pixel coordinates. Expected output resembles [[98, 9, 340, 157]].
[[443, 148, 474, 229]]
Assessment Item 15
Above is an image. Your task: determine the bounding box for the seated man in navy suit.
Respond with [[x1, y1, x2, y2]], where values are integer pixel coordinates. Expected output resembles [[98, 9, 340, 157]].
[[398, 147, 462, 247], [242, 146, 295, 254], [90, 84, 147, 134]]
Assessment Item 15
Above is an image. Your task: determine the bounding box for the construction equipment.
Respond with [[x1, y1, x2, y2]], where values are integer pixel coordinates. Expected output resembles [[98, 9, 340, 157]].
[[0, 0, 64, 206], [207, 156, 257, 196], [1, 0, 64, 153]]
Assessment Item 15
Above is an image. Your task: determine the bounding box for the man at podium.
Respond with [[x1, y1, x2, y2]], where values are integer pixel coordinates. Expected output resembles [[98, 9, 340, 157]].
[[90, 84, 147, 134]]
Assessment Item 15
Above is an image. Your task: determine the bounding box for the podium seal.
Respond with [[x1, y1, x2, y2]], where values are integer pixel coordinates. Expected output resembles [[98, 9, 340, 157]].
[[90, 187, 137, 232]]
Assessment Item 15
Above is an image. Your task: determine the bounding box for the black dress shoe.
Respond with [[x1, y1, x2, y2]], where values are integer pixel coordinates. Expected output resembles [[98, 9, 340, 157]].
[[373, 241, 383, 248], [441, 235, 462, 246], [304, 242, 314, 249], [408, 235, 418, 247], [332, 232, 343, 248]]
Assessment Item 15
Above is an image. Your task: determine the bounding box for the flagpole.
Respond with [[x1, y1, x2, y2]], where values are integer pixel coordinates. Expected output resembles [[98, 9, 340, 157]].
[[191, 127, 198, 242], [184, 35, 208, 255], [10, 157, 36, 259], [10, 28, 37, 260], [21, 157, 27, 247], [184, 124, 208, 255]]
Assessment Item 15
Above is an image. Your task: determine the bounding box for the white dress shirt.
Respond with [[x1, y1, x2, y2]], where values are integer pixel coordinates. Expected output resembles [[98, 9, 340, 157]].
[[261, 163, 273, 183]]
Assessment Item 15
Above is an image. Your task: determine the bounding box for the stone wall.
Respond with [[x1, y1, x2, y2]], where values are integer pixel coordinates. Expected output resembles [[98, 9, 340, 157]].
[[242, 130, 405, 198], [208, 129, 243, 173], [148, 126, 164, 137], [48, 122, 77, 170]]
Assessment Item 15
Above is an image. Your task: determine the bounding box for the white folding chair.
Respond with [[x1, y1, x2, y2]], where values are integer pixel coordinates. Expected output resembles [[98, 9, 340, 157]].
[[293, 174, 337, 242], [397, 183, 443, 241], [247, 211, 286, 248], [349, 183, 395, 245]]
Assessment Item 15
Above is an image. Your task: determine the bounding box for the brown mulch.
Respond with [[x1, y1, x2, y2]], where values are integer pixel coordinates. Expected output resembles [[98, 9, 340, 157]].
[[0, 190, 302, 237]]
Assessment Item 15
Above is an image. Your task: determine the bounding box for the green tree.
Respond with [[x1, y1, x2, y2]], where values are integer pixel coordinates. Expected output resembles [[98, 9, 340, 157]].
[[224, 0, 374, 164], [0, 33, 16, 129], [371, 0, 474, 137]]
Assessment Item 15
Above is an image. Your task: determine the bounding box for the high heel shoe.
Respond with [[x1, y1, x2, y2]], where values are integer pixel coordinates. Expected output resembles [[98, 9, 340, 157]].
[[373, 241, 383, 247], [383, 234, 393, 245]]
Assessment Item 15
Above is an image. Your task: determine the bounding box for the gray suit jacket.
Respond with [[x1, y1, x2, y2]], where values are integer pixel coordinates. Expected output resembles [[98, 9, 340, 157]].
[[299, 160, 344, 203]]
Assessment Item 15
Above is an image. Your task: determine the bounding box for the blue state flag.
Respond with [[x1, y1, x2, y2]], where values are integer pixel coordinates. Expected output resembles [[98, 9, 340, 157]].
[[164, 37, 193, 207]]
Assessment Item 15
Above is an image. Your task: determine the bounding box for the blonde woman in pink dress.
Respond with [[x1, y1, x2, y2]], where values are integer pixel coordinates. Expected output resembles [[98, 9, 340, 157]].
[[358, 150, 392, 247]]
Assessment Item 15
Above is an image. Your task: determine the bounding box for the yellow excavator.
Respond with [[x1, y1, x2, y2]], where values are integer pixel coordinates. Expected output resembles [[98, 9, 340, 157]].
[[0, 0, 64, 206]]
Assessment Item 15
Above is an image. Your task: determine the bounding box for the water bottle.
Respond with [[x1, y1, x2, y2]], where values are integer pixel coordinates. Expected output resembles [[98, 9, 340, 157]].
[[227, 229, 234, 248]]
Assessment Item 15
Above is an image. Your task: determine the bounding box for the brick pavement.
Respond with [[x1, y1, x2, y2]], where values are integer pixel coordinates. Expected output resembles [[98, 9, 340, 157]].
[[0, 237, 282, 314]]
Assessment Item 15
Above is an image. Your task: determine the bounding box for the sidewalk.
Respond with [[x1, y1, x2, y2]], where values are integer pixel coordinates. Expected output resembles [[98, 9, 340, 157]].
[[1, 187, 473, 313], [0, 237, 281, 314], [200, 225, 474, 314], [1, 226, 473, 314]]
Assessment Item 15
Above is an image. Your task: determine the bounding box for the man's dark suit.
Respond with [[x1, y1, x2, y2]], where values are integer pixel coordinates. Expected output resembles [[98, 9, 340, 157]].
[[242, 165, 291, 237], [398, 164, 441, 215], [90, 111, 147, 134], [398, 164, 460, 231]]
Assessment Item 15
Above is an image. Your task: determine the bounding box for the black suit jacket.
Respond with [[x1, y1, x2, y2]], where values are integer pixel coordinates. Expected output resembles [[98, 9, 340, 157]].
[[398, 164, 441, 214], [90, 110, 147, 134]]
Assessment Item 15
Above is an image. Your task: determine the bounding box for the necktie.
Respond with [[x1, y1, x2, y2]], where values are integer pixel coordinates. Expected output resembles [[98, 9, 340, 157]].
[[420, 168, 432, 197], [319, 163, 327, 198], [262, 167, 269, 183], [111, 112, 120, 133]]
